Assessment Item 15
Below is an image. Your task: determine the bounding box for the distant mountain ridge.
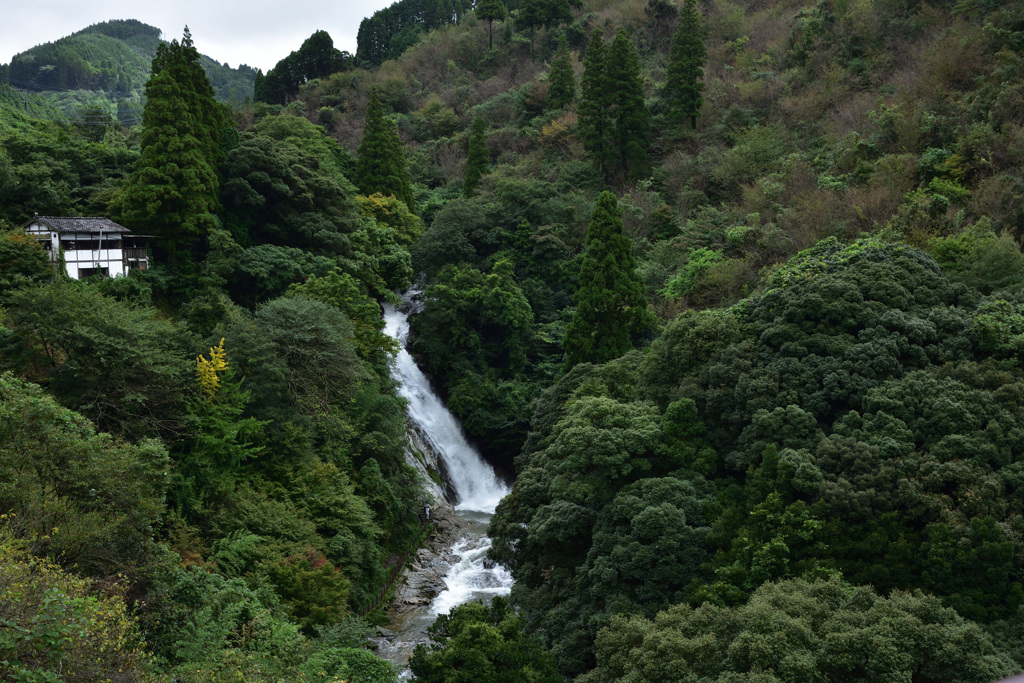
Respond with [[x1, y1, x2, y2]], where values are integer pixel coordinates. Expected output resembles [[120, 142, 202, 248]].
[[0, 19, 257, 104]]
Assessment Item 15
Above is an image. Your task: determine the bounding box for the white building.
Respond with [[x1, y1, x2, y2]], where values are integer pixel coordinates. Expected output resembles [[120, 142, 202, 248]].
[[21, 215, 150, 279]]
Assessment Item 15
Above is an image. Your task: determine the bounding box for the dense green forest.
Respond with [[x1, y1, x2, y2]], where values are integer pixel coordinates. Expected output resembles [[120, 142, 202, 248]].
[[3, 0, 1024, 680]]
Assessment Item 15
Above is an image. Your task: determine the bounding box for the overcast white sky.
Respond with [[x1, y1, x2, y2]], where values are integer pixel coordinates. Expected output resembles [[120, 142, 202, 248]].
[[0, 1, 397, 72]]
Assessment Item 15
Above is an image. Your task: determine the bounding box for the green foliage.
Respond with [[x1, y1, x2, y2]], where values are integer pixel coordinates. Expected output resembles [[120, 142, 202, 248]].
[[217, 116, 411, 302], [4, 19, 254, 106], [665, 0, 706, 129], [144, 563, 306, 677], [414, 259, 534, 375], [357, 0, 470, 65], [477, 0, 507, 50], [412, 94, 461, 141], [606, 31, 651, 181], [929, 219, 1024, 295], [210, 292, 420, 579], [0, 374, 169, 576], [971, 296, 1024, 358], [638, 309, 745, 407], [410, 197, 482, 276], [411, 258, 537, 461], [287, 269, 398, 366], [220, 132, 359, 255], [351, 213, 415, 296], [563, 191, 656, 370], [0, 528, 152, 682], [409, 597, 561, 682], [577, 30, 650, 180], [580, 578, 1018, 683], [6, 20, 160, 94], [146, 556, 397, 680], [0, 230, 53, 300], [266, 548, 351, 633], [170, 340, 267, 520], [0, 115, 138, 225], [254, 31, 352, 105], [581, 476, 711, 610], [300, 647, 397, 683], [2, 281, 193, 440], [120, 28, 230, 277], [356, 89, 414, 209], [578, 30, 610, 175], [249, 295, 365, 441], [923, 516, 1024, 623], [211, 240, 342, 307], [464, 117, 490, 197], [695, 492, 831, 605], [355, 192, 423, 246], [517, 0, 575, 31], [8, 1, 1024, 679], [251, 114, 356, 183], [547, 36, 575, 110], [489, 350, 717, 675], [661, 247, 724, 298]]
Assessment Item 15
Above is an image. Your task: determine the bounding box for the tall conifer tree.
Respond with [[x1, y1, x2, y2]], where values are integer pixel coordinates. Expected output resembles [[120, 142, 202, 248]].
[[547, 35, 575, 110], [122, 27, 228, 274], [562, 191, 655, 371], [464, 117, 489, 197], [356, 88, 414, 209], [476, 0, 506, 50], [607, 31, 651, 181], [578, 30, 611, 176], [665, 0, 707, 129]]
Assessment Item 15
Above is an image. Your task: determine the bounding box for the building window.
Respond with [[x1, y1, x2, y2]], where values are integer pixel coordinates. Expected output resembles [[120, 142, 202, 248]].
[[78, 267, 109, 278]]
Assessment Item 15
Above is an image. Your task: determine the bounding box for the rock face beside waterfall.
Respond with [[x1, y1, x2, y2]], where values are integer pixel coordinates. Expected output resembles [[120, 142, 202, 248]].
[[404, 420, 458, 506], [390, 505, 467, 612]]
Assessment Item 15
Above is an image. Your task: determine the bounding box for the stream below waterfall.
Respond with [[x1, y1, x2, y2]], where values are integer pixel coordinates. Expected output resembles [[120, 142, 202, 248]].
[[376, 295, 513, 677]]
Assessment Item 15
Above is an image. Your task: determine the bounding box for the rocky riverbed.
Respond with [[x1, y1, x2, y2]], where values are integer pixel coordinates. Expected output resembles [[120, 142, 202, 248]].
[[370, 504, 467, 672], [370, 504, 513, 676]]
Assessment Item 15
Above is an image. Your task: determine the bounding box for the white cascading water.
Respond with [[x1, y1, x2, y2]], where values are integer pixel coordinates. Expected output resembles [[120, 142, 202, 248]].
[[381, 294, 513, 665], [383, 299, 510, 514]]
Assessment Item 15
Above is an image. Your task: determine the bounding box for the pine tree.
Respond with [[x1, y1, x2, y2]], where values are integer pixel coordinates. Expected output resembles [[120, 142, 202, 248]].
[[121, 27, 229, 275], [547, 35, 575, 110], [464, 117, 489, 197], [665, 0, 707, 130], [578, 30, 611, 176], [476, 0, 506, 51], [356, 87, 414, 209], [607, 30, 651, 181], [562, 191, 656, 371]]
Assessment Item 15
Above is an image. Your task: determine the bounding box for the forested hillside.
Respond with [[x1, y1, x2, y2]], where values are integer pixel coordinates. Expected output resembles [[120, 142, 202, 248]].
[[0, 19, 257, 125], [2, 0, 1024, 680]]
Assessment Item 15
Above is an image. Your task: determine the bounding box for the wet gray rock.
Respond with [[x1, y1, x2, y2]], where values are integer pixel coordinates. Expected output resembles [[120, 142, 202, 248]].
[[390, 505, 467, 615], [404, 423, 456, 505], [371, 505, 472, 674]]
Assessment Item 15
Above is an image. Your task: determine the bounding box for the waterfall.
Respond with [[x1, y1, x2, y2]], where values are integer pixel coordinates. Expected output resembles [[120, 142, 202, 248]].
[[383, 299, 510, 514], [377, 294, 515, 675]]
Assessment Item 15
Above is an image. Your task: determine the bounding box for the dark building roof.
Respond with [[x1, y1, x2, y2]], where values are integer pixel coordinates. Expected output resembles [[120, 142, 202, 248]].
[[22, 216, 133, 234]]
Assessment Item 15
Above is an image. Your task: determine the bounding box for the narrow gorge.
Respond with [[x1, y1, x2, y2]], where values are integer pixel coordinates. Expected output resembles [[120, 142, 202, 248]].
[[374, 293, 513, 674]]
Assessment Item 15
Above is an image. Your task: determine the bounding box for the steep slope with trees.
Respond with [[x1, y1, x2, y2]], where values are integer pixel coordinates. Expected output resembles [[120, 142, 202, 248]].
[[5, 0, 1024, 679]]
